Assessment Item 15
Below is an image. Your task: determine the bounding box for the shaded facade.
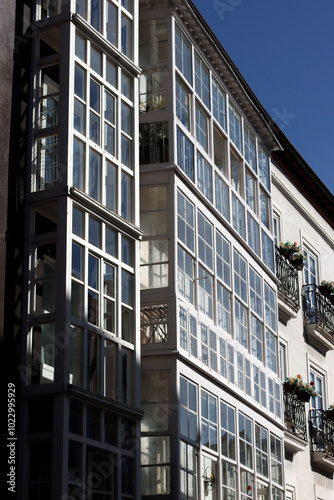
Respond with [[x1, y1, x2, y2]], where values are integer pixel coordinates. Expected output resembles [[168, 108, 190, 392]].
[[4, 1, 142, 498]]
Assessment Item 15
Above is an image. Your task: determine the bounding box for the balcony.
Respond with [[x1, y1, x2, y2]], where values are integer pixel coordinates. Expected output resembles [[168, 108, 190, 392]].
[[302, 284, 334, 353], [275, 249, 300, 321], [309, 409, 334, 472], [283, 390, 308, 453]]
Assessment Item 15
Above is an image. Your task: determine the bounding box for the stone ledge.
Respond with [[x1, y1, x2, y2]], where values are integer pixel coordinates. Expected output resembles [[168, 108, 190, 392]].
[[305, 323, 334, 354], [311, 451, 334, 473], [284, 429, 308, 454]]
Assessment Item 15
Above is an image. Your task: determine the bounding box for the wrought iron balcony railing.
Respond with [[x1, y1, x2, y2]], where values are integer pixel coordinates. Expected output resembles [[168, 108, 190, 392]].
[[302, 284, 334, 334], [283, 390, 307, 442], [275, 248, 299, 309], [309, 409, 334, 457]]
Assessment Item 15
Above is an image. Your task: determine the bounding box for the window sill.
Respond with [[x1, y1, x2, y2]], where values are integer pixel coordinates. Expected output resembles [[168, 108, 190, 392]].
[[304, 323, 334, 355], [278, 295, 299, 323], [284, 429, 308, 454], [311, 451, 334, 473]]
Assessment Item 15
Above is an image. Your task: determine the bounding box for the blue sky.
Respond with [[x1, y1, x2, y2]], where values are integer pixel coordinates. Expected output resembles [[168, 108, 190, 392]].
[[192, 0, 334, 195]]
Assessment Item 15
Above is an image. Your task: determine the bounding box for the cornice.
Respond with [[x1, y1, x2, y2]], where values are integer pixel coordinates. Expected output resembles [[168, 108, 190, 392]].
[[272, 172, 334, 248], [69, 187, 143, 240], [139, 0, 282, 153], [72, 13, 142, 78]]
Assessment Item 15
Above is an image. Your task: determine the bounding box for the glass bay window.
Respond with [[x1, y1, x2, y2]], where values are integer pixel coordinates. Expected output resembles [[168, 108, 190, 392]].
[[72, 32, 134, 222], [173, 23, 276, 273]]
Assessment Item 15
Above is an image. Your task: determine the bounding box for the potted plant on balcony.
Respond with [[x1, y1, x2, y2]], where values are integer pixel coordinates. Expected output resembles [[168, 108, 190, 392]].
[[284, 375, 318, 402], [279, 241, 299, 260], [283, 375, 299, 394], [319, 280, 334, 297], [291, 250, 306, 270], [326, 404, 334, 421]]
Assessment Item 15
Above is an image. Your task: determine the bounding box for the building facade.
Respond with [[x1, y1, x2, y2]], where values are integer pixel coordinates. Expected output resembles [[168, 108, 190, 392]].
[[271, 140, 334, 500], [4, 0, 143, 498], [2, 0, 334, 499], [139, 2, 287, 500]]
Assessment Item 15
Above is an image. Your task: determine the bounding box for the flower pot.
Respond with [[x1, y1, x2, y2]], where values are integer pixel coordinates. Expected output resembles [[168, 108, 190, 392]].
[[279, 248, 293, 260], [329, 295, 334, 305], [326, 409, 334, 421], [291, 258, 304, 270], [283, 382, 296, 394], [319, 285, 331, 298], [296, 390, 311, 402]]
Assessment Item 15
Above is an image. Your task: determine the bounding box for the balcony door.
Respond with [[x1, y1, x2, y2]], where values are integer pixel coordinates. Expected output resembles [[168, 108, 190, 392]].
[[310, 369, 324, 411], [303, 248, 318, 320], [309, 368, 328, 454]]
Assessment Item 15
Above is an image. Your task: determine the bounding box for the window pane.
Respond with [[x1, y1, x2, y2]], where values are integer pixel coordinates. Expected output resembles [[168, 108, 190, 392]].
[[175, 25, 192, 83], [195, 105, 208, 152], [140, 18, 167, 66], [194, 53, 210, 108], [215, 174, 229, 221], [244, 125, 256, 171], [258, 146, 270, 189], [140, 71, 166, 113], [121, 172, 132, 221], [106, 0, 117, 46], [139, 122, 169, 165], [177, 127, 194, 181], [197, 153, 212, 202], [89, 150, 100, 201], [176, 78, 190, 129], [121, 15, 132, 57], [229, 104, 241, 150], [212, 78, 226, 130]]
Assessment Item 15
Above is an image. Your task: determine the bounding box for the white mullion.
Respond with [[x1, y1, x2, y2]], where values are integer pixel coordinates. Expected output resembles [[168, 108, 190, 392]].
[[116, 256, 121, 340], [117, 1, 121, 53], [116, 92, 121, 215]]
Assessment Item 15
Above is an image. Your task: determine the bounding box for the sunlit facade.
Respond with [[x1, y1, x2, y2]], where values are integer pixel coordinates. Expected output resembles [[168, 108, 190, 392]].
[[138, 2, 285, 499], [2, 0, 334, 499]]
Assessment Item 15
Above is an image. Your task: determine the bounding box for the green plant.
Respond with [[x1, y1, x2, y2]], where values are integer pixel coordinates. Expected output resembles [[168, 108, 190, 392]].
[[320, 280, 334, 292]]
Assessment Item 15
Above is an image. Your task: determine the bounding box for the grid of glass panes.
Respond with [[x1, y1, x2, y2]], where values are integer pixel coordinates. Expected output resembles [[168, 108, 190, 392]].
[[249, 267, 263, 361], [75, 0, 133, 58], [179, 380, 283, 498], [174, 21, 274, 271], [221, 401, 236, 461], [71, 203, 134, 345], [31, 29, 61, 193], [197, 212, 213, 268], [68, 324, 133, 404], [176, 187, 278, 403], [264, 283, 277, 373], [168, 409, 282, 500], [73, 30, 134, 222], [65, 400, 136, 498], [180, 441, 197, 500], [201, 389, 218, 451], [216, 231, 231, 335], [270, 435, 283, 488], [178, 303, 280, 416], [255, 424, 268, 478], [180, 376, 198, 442], [140, 186, 168, 290], [178, 190, 195, 252]]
